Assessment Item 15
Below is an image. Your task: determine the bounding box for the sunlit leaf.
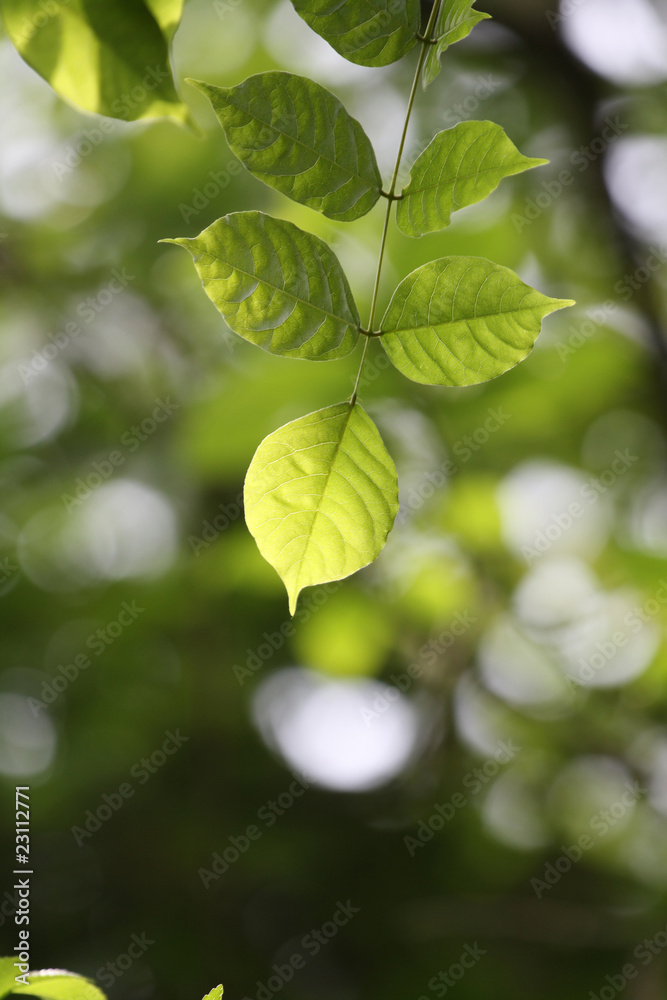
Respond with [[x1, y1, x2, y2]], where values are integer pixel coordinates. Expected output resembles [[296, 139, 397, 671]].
[[381, 257, 575, 385], [11, 970, 106, 1000], [245, 402, 399, 614], [162, 212, 360, 361], [0, 959, 16, 999], [202, 987, 223, 1000], [423, 0, 491, 88], [145, 0, 184, 39], [398, 122, 548, 237], [290, 0, 420, 67], [0, 0, 187, 122], [189, 74, 381, 222]]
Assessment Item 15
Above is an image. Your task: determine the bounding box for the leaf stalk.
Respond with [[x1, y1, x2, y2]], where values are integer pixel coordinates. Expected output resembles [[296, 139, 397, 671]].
[[350, 0, 444, 405]]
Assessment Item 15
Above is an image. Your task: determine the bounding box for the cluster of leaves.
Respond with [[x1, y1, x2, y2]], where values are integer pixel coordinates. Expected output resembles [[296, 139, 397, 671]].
[[0, 0, 573, 613], [0, 959, 222, 1000], [165, 0, 574, 613]]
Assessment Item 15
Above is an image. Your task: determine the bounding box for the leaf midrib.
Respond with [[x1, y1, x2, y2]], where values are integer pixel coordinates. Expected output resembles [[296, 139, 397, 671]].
[[199, 247, 357, 334], [292, 404, 355, 596], [303, 0, 416, 40], [222, 82, 379, 195], [384, 301, 559, 336], [405, 156, 542, 198]]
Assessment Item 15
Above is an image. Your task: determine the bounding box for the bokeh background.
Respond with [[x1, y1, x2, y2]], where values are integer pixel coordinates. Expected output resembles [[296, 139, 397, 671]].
[[2, 0, 667, 997]]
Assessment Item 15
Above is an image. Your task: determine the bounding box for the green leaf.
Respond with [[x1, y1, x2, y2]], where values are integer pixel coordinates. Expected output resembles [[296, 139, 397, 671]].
[[0, 0, 187, 123], [381, 257, 575, 386], [423, 0, 491, 88], [202, 988, 223, 1000], [189, 74, 382, 222], [11, 970, 106, 1000], [244, 402, 399, 614], [397, 122, 548, 237], [290, 0, 420, 67], [161, 212, 360, 361], [144, 0, 184, 39], [0, 959, 16, 998]]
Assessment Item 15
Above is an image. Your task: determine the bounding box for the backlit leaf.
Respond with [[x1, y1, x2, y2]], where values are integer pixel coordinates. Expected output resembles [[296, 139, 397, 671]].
[[202, 988, 223, 1000], [290, 0, 420, 67], [397, 122, 548, 237], [144, 0, 183, 39], [423, 0, 491, 88], [12, 970, 106, 1000], [0, 0, 187, 122], [162, 212, 360, 361], [189, 74, 381, 222], [381, 257, 575, 385], [245, 402, 399, 614], [0, 959, 16, 999]]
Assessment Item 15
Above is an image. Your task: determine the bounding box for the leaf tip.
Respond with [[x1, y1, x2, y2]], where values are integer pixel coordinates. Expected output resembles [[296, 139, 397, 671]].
[[158, 237, 190, 249], [185, 78, 223, 100], [287, 587, 300, 617]]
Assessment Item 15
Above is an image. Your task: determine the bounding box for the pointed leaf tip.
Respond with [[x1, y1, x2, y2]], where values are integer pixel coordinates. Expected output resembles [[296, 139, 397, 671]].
[[398, 122, 552, 237], [244, 402, 399, 611], [185, 78, 218, 96], [381, 257, 576, 386], [167, 212, 360, 361]]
